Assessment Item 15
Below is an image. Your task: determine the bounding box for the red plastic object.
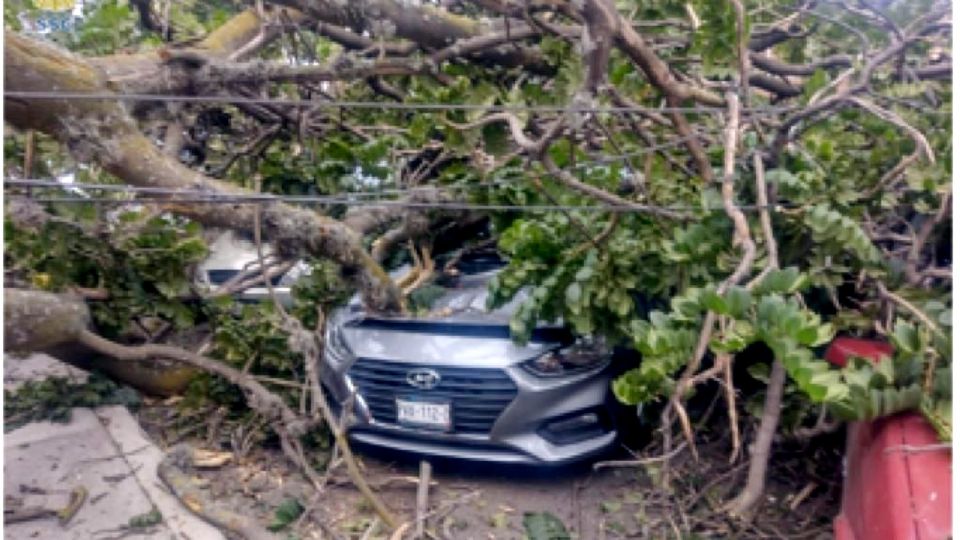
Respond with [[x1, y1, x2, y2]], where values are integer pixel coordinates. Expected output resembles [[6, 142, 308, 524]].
[[825, 337, 894, 367], [829, 339, 952, 540]]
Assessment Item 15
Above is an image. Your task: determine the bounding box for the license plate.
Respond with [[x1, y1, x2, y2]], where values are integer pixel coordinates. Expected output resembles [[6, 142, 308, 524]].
[[396, 398, 451, 430]]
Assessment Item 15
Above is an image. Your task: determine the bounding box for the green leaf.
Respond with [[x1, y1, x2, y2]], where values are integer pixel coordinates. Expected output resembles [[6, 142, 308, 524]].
[[701, 289, 728, 314], [755, 267, 806, 295], [268, 498, 305, 532], [874, 356, 895, 385], [747, 362, 770, 383], [649, 311, 669, 328], [794, 324, 819, 346], [803, 69, 829, 102], [613, 369, 645, 405], [523, 511, 570, 540], [509, 317, 529, 342], [756, 294, 785, 327], [490, 512, 510, 529], [891, 320, 920, 354], [128, 506, 162, 529], [812, 323, 836, 347], [600, 500, 622, 513], [724, 286, 752, 317], [565, 282, 582, 305], [670, 296, 701, 321]]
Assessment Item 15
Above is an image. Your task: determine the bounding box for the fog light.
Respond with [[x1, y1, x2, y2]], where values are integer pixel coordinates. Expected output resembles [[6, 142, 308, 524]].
[[546, 413, 599, 433], [539, 410, 609, 445]]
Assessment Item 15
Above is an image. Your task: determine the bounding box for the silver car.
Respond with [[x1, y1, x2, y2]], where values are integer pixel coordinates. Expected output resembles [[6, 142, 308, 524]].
[[321, 253, 630, 465], [195, 230, 308, 306]]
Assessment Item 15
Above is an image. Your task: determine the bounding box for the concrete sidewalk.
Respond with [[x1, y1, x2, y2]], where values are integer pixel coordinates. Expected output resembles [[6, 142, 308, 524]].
[[4, 354, 225, 540]]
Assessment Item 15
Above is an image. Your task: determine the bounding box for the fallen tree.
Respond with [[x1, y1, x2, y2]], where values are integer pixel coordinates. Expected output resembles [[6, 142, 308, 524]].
[[4, 0, 952, 532]]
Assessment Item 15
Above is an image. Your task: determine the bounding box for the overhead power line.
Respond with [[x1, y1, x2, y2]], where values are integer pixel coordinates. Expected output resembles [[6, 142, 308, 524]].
[[3, 90, 798, 116], [6, 90, 950, 117], [5, 178, 799, 214]]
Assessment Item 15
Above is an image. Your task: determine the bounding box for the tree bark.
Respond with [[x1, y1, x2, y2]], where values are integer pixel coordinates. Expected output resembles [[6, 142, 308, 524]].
[[727, 359, 787, 517], [89, 7, 305, 93], [3, 289, 91, 352], [4, 32, 402, 313], [273, 0, 547, 71]]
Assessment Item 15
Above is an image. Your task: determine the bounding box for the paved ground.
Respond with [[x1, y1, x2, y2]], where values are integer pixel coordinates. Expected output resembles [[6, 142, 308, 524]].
[[4, 352, 90, 392], [4, 354, 223, 540], [5, 354, 841, 540]]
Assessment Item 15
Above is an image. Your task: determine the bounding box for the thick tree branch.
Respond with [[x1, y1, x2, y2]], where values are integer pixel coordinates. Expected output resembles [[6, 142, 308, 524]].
[[4, 289, 91, 352], [749, 72, 801, 98], [272, 0, 548, 71], [314, 21, 417, 55], [198, 25, 543, 86], [727, 359, 787, 516], [5, 32, 402, 312], [749, 53, 852, 77], [614, 22, 724, 107], [577, 0, 619, 95], [91, 7, 305, 94], [904, 192, 952, 287], [914, 61, 952, 80]]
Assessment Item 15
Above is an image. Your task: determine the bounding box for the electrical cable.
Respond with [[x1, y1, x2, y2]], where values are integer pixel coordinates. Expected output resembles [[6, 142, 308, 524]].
[[4, 178, 800, 213], [3, 90, 797, 116]]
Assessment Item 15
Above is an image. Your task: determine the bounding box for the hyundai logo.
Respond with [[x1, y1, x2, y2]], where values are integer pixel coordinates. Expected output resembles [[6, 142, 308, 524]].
[[406, 368, 441, 390]]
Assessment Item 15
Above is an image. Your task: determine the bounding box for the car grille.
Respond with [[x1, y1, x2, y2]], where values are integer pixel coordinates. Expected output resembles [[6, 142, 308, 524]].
[[348, 358, 518, 435]]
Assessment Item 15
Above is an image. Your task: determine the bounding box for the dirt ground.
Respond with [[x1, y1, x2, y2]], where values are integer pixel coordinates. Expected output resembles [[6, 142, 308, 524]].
[[137, 400, 842, 540]]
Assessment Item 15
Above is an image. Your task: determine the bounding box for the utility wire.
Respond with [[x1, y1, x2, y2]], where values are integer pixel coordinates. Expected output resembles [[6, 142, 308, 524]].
[[3, 90, 797, 116], [5, 178, 799, 213], [6, 90, 949, 116], [0, 130, 707, 204]]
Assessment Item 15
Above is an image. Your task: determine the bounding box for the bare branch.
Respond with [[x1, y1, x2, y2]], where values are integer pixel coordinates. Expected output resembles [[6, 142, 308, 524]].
[[847, 96, 935, 162], [749, 53, 852, 77], [747, 153, 779, 288], [540, 155, 688, 219], [613, 19, 724, 107]]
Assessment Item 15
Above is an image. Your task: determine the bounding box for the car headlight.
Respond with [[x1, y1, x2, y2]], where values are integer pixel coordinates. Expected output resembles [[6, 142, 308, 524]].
[[522, 337, 611, 377], [323, 312, 355, 370]]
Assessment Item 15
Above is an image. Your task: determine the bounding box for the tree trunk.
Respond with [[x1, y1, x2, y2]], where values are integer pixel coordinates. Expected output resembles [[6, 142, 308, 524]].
[[3, 289, 90, 352], [727, 359, 787, 517]]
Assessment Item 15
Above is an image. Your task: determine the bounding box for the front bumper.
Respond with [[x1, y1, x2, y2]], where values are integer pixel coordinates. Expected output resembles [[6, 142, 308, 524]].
[[324, 357, 619, 465]]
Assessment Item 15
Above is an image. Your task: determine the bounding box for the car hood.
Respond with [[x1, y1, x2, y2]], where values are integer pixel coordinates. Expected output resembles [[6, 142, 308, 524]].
[[327, 268, 575, 368], [342, 268, 543, 326]]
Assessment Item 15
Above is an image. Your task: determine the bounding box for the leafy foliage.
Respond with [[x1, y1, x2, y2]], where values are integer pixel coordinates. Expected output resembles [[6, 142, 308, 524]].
[[5, 207, 208, 337], [127, 506, 163, 529], [4, 373, 141, 432]]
